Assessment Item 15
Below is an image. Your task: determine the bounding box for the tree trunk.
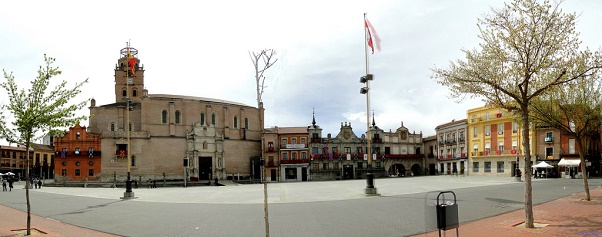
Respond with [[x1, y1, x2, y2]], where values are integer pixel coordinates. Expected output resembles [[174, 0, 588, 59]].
[[521, 108, 535, 228], [577, 137, 591, 201], [25, 140, 31, 236]]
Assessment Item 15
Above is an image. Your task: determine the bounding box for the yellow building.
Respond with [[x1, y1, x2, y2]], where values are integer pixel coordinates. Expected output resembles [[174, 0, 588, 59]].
[[467, 106, 536, 177]]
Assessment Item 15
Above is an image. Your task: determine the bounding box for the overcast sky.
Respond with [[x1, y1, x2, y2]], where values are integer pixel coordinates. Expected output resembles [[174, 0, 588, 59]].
[[1, 0, 601, 143]]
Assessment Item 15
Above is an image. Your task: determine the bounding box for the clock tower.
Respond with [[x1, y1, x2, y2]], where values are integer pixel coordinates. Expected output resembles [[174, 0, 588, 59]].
[[114, 46, 145, 103]]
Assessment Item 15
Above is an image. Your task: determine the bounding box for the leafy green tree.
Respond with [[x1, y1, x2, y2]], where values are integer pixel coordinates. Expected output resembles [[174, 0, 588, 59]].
[[530, 78, 602, 201], [432, 0, 602, 228], [0, 55, 88, 235]]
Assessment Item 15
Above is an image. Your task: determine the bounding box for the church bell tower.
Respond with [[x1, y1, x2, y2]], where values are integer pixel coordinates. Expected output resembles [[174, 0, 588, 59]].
[[115, 46, 145, 103]]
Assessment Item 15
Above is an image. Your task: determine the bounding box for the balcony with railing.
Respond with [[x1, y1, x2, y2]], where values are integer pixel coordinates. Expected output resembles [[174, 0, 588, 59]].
[[544, 136, 553, 143], [115, 150, 128, 158], [280, 144, 307, 149], [280, 159, 310, 164]]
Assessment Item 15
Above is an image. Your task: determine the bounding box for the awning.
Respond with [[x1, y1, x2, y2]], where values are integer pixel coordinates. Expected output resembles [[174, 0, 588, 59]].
[[558, 158, 580, 167]]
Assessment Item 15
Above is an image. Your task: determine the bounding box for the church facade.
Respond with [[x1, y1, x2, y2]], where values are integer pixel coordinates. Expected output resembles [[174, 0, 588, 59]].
[[87, 47, 262, 182]]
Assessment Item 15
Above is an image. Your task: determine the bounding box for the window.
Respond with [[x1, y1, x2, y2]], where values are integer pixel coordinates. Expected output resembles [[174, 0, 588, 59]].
[[301, 138, 306, 144], [345, 147, 351, 154], [452, 133, 456, 142], [110, 122, 115, 131], [282, 139, 288, 144], [62, 169, 67, 176], [485, 142, 491, 155], [282, 153, 289, 160], [75, 169, 81, 176], [497, 161, 504, 173], [485, 125, 490, 136], [244, 118, 249, 129], [332, 147, 338, 155], [513, 122, 518, 133], [459, 131, 464, 141], [512, 140, 518, 151], [162, 110, 168, 124], [211, 114, 216, 125], [201, 113, 205, 125], [471, 115, 477, 123], [131, 156, 136, 167], [133, 89, 137, 97], [473, 143, 478, 153], [569, 121, 575, 132], [292, 138, 297, 144], [473, 127, 478, 138], [545, 132, 553, 142], [323, 163, 328, 170], [313, 162, 319, 170], [333, 162, 339, 169], [76, 132, 81, 140], [312, 147, 318, 154], [498, 141, 504, 152], [89, 169, 94, 176], [233, 116, 238, 128], [175, 110, 181, 124], [88, 147, 94, 157], [301, 152, 307, 159], [292, 152, 297, 160], [129, 122, 132, 132], [569, 139, 575, 154], [122, 90, 127, 97], [498, 123, 504, 135], [546, 147, 553, 159], [484, 162, 491, 173], [485, 112, 490, 120], [375, 161, 381, 168], [75, 161, 81, 166]]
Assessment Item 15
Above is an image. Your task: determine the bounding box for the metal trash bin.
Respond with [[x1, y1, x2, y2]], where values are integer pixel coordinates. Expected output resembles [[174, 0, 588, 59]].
[[436, 191, 459, 236]]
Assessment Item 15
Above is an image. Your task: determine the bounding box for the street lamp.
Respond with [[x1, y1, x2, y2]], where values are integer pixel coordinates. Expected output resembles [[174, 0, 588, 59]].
[[360, 74, 377, 196]]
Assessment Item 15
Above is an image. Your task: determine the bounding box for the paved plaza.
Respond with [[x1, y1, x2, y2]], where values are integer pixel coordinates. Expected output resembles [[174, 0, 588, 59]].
[[1, 176, 601, 236]]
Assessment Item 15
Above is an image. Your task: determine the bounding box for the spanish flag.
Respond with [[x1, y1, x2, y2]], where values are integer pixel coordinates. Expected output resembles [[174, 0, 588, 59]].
[[128, 50, 136, 76]]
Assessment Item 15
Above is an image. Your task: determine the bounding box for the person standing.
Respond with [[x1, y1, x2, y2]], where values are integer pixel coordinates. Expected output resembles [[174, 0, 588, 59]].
[[2, 179, 6, 191], [8, 178, 13, 191], [38, 179, 42, 189]]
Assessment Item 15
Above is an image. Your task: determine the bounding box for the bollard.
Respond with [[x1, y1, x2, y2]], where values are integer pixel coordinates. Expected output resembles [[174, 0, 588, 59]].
[[366, 173, 375, 189]]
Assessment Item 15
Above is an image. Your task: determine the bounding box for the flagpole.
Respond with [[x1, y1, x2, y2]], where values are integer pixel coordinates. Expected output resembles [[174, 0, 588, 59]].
[[362, 13, 377, 196], [122, 41, 135, 199], [364, 13, 372, 170]]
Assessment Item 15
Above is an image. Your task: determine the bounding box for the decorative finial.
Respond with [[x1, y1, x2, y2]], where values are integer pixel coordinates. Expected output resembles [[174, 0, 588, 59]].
[[372, 110, 376, 127], [312, 108, 316, 126]]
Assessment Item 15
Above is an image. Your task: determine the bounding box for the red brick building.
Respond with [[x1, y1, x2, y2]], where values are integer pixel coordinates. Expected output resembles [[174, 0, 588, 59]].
[[54, 124, 102, 181]]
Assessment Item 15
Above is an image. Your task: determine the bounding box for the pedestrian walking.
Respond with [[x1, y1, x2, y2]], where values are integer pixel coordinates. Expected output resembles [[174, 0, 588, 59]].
[[38, 179, 42, 189], [2, 179, 6, 191], [34, 178, 38, 189], [152, 179, 157, 188], [214, 177, 219, 186], [8, 179, 13, 191]]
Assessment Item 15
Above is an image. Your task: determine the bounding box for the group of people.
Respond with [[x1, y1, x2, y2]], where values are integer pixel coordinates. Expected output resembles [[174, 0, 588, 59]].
[[2, 177, 14, 191], [29, 177, 43, 189]]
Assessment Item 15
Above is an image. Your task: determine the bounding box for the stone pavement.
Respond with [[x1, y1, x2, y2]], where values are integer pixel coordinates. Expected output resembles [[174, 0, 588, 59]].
[[0, 177, 600, 236], [416, 185, 602, 237]]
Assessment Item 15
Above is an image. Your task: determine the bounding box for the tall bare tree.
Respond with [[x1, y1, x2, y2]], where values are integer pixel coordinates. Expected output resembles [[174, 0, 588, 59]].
[[530, 77, 602, 201], [249, 49, 277, 237], [432, 0, 602, 228], [0, 55, 89, 235]]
